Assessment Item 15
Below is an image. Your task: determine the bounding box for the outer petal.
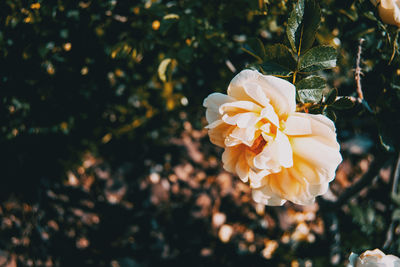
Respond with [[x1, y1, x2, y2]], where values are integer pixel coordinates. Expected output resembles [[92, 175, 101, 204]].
[[227, 69, 296, 117], [252, 186, 286, 206], [207, 120, 234, 148], [203, 93, 235, 124]]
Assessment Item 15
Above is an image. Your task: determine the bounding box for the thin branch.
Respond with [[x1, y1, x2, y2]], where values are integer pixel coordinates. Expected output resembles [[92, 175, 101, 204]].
[[355, 38, 365, 101]]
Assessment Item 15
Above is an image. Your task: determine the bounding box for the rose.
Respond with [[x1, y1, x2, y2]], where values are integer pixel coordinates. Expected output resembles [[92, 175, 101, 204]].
[[370, 0, 400, 27], [203, 69, 342, 206], [348, 249, 400, 267]]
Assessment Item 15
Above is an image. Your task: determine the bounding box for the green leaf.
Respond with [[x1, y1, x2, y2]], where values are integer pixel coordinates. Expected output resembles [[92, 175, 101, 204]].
[[323, 107, 336, 122], [259, 61, 292, 76], [264, 44, 296, 69], [325, 88, 338, 105], [331, 97, 354, 110], [392, 209, 400, 221], [296, 76, 326, 103], [299, 46, 337, 72], [300, 0, 321, 53], [286, 0, 321, 54], [242, 37, 265, 62], [286, 0, 305, 53]]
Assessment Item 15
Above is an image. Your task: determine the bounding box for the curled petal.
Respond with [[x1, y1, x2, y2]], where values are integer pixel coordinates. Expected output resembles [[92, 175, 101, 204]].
[[227, 69, 296, 117], [254, 131, 293, 170], [207, 120, 234, 148], [219, 100, 262, 114], [228, 127, 258, 147], [203, 93, 235, 124], [222, 112, 260, 128], [260, 104, 280, 127], [252, 187, 286, 206]]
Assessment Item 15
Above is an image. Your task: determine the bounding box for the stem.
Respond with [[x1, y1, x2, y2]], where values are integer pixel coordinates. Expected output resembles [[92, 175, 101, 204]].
[[355, 38, 365, 100]]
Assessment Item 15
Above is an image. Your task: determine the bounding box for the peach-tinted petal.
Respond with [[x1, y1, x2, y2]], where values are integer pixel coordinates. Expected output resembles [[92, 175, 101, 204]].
[[236, 152, 250, 182], [207, 120, 234, 147], [283, 114, 312, 136], [252, 186, 286, 206], [290, 136, 342, 179], [227, 69, 296, 117], [242, 82, 270, 107], [228, 127, 258, 146], [203, 92, 235, 123], [204, 69, 342, 206], [222, 112, 260, 128], [254, 131, 293, 170], [260, 104, 280, 127], [219, 100, 262, 114]]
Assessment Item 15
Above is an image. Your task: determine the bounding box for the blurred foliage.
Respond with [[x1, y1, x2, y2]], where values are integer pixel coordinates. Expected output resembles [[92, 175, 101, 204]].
[[1, 0, 400, 266]]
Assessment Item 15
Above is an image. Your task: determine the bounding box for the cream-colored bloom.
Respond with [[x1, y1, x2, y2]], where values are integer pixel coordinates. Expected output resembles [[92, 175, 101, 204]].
[[371, 0, 400, 27], [203, 69, 342, 206], [348, 249, 400, 267]]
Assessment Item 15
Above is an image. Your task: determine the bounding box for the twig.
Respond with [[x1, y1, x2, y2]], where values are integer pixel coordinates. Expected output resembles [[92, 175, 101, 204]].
[[383, 152, 400, 249], [355, 38, 365, 101]]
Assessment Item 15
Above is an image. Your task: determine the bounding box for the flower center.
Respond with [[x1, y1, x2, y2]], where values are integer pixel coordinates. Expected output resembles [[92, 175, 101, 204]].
[[248, 135, 266, 155]]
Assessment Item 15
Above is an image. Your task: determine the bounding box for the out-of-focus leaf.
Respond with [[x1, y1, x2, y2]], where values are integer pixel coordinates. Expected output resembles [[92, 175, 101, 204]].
[[158, 58, 172, 82], [299, 46, 337, 72], [242, 37, 265, 62], [332, 97, 354, 110], [296, 76, 326, 103], [325, 88, 338, 105], [287, 0, 305, 53], [392, 209, 400, 221]]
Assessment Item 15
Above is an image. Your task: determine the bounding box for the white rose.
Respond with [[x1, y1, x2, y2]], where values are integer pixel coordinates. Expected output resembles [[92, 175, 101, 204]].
[[203, 69, 342, 206], [348, 249, 400, 267]]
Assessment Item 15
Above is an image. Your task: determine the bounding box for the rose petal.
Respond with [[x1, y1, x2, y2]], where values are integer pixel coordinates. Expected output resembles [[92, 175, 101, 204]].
[[203, 93, 235, 123], [219, 100, 262, 114], [283, 114, 312, 136]]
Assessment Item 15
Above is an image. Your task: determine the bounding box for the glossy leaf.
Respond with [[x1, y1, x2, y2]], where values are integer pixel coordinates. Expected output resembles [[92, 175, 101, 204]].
[[299, 46, 337, 72], [287, 0, 305, 53], [286, 0, 320, 54], [300, 0, 321, 53], [296, 76, 326, 103]]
